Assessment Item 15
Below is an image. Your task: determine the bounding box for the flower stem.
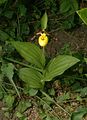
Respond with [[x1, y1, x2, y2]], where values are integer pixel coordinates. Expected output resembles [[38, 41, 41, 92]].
[[43, 46, 45, 55]]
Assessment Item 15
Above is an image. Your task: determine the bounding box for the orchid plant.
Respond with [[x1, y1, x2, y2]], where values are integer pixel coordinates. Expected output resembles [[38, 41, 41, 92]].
[[11, 12, 80, 90]]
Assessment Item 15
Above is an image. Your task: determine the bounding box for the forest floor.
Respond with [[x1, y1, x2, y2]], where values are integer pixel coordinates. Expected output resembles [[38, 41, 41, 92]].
[[47, 25, 87, 57]]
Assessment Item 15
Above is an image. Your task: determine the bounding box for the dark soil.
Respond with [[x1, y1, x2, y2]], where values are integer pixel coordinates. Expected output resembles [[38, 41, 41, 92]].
[[46, 25, 87, 57]]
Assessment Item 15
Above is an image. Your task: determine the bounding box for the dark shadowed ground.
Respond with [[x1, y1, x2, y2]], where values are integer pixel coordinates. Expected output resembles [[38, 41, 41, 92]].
[[46, 25, 87, 57]]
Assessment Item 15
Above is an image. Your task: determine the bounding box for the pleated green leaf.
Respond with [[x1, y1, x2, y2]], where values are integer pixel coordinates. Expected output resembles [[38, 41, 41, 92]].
[[77, 8, 87, 25], [41, 12, 48, 30], [11, 41, 45, 69], [19, 68, 43, 89], [43, 55, 80, 81]]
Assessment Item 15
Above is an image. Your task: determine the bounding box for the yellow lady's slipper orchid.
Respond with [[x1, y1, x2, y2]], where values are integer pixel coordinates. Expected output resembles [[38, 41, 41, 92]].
[[38, 33, 48, 47]]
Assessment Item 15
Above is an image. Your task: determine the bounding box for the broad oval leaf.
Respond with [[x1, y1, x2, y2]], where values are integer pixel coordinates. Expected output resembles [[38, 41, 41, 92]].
[[0, 0, 7, 5], [19, 68, 43, 89], [1, 63, 20, 97], [85, 74, 87, 77], [71, 108, 87, 120], [60, 0, 78, 13], [60, 0, 70, 13], [84, 58, 87, 77], [0, 30, 14, 41], [41, 12, 48, 30], [84, 57, 87, 63], [77, 8, 87, 25], [43, 55, 80, 81], [11, 41, 45, 69], [4, 11, 14, 19], [72, 0, 78, 11], [18, 4, 27, 16]]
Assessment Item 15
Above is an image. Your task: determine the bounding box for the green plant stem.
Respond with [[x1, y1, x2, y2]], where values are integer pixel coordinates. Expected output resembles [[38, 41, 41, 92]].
[[3, 77, 20, 98], [43, 47, 45, 55], [10, 78, 20, 98], [5, 57, 43, 72], [36, 96, 62, 120], [17, 13, 20, 38], [3, 82, 24, 91], [40, 90, 71, 117], [0, 84, 6, 94], [63, 75, 86, 81]]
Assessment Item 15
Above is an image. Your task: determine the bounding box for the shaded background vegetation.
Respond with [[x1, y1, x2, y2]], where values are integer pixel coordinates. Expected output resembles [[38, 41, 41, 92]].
[[0, 0, 83, 42]]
